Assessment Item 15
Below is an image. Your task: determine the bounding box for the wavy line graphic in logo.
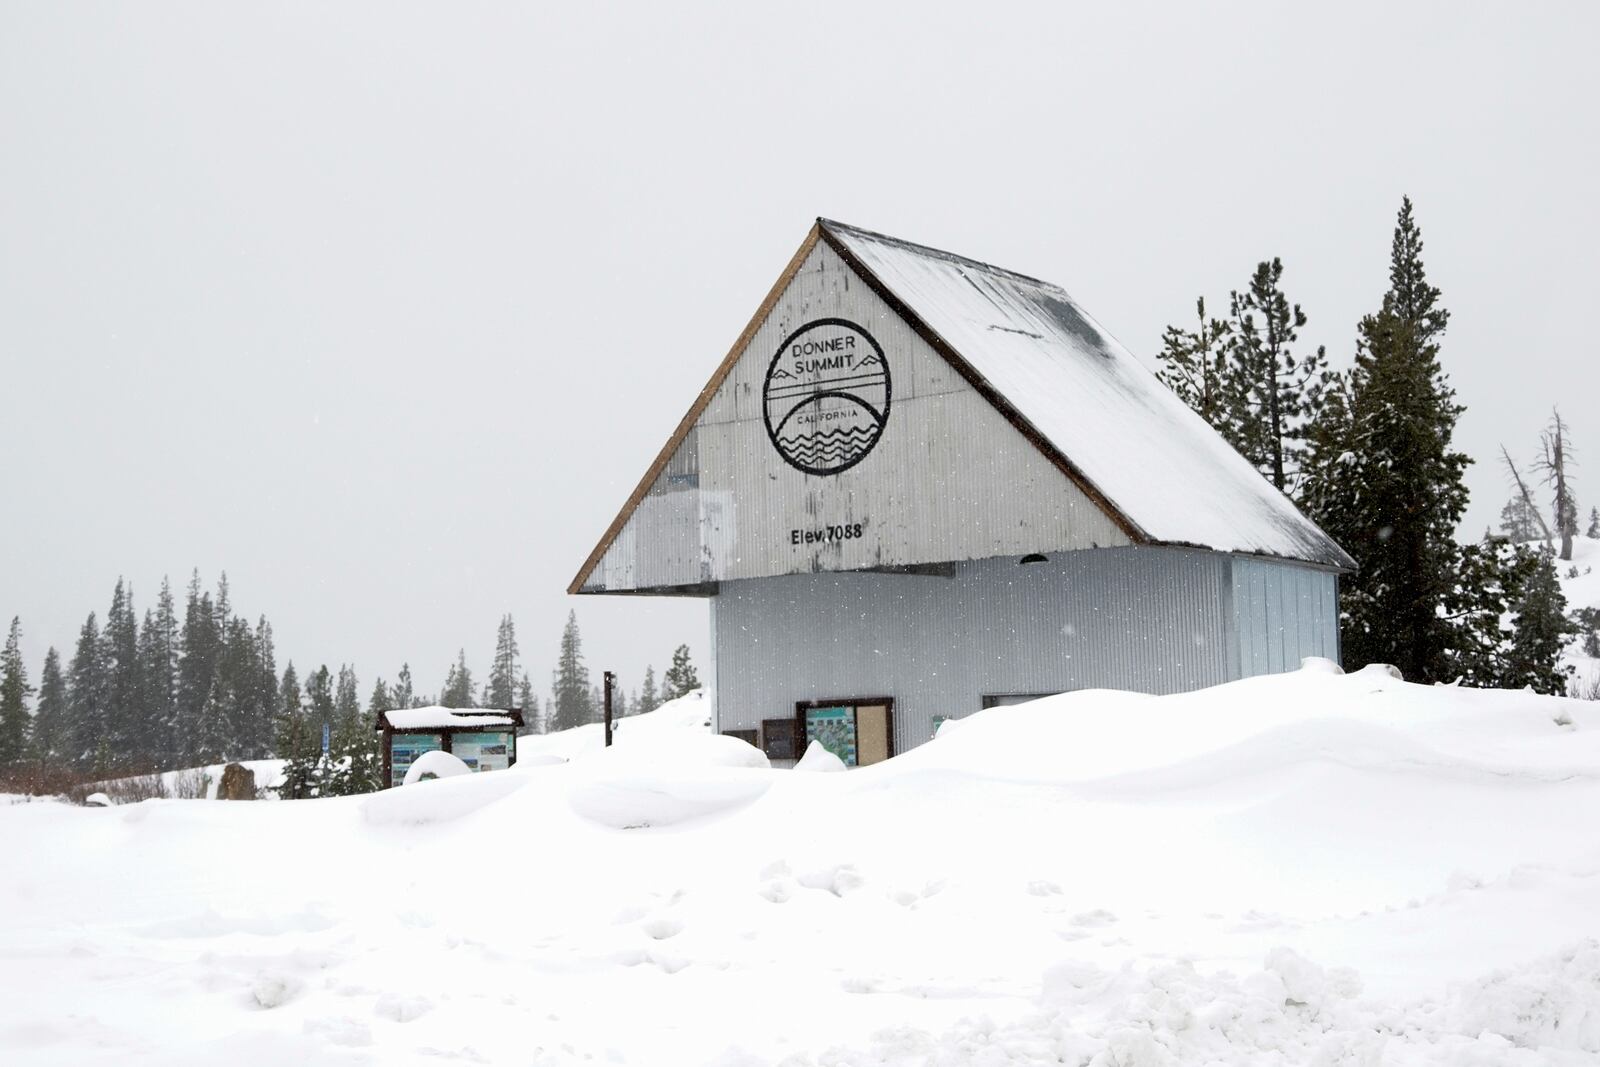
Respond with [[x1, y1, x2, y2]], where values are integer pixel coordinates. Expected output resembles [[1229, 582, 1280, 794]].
[[763, 318, 890, 476]]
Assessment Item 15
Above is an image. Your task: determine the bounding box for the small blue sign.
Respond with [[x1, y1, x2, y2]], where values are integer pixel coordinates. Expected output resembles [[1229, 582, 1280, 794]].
[[321, 722, 330, 755]]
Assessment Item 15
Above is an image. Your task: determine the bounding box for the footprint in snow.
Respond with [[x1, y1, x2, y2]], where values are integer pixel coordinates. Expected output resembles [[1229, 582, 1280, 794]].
[[640, 915, 684, 940], [1069, 909, 1118, 928]]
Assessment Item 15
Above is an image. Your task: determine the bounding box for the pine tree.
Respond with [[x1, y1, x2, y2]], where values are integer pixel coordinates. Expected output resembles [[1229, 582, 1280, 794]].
[[1588, 507, 1600, 540], [550, 610, 592, 732], [663, 644, 699, 700], [251, 617, 278, 758], [1448, 543, 1574, 693], [301, 665, 336, 794], [322, 664, 376, 796], [274, 663, 317, 799], [1498, 494, 1544, 543], [0, 618, 32, 764], [1504, 549, 1576, 693], [393, 663, 416, 710], [1300, 198, 1471, 682], [134, 577, 180, 764], [1156, 297, 1236, 439], [638, 665, 659, 714], [174, 572, 221, 765], [100, 579, 141, 762], [515, 672, 538, 734], [32, 648, 66, 764], [1499, 445, 1552, 548], [66, 613, 107, 766], [1225, 258, 1329, 493], [440, 650, 474, 708], [368, 677, 392, 714], [487, 615, 520, 707], [1535, 408, 1578, 561]]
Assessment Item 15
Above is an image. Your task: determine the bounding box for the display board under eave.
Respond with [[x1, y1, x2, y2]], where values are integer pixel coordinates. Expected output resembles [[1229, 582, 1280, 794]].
[[580, 238, 1133, 594]]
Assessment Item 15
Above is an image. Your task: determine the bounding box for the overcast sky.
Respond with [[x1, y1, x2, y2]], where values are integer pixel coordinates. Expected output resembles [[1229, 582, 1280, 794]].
[[2, 2, 1596, 700]]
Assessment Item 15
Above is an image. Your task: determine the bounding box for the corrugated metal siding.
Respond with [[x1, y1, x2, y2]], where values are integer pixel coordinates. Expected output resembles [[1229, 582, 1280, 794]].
[[1228, 557, 1340, 676], [713, 546, 1231, 750], [587, 240, 1130, 592]]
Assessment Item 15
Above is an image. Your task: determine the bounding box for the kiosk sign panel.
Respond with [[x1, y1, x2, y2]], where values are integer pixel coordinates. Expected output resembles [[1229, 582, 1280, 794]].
[[390, 732, 443, 788], [452, 731, 514, 773]]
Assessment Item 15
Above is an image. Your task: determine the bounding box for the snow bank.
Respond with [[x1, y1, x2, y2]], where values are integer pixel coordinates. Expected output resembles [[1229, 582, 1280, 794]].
[[5, 669, 1600, 1065]]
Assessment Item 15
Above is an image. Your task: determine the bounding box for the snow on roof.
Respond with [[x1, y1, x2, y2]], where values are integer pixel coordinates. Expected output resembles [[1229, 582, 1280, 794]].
[[821, 219, 1356, 571], [378, 706, 521, 731]]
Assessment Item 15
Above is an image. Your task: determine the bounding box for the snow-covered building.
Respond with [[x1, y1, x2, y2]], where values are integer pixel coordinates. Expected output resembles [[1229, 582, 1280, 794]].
[[570, 220, 1355, 765]]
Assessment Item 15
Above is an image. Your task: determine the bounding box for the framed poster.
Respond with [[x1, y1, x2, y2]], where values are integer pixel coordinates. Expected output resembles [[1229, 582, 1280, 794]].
[[452, 731, 513, 773], [805, 706, 857, 766], [390, 732, 443, 788]]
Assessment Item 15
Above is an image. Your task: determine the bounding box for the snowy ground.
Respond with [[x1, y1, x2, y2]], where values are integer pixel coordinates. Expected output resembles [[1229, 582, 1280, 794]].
[[2, 675, 1600, 1065], [1559, 535, 1600, 695]]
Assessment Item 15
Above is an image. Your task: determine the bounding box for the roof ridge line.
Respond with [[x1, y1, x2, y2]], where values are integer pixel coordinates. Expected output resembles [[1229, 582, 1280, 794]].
[[817, 217, 1066, 292]]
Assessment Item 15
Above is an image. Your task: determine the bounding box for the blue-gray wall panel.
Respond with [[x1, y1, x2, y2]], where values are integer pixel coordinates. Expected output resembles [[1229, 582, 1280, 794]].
[[712, 547, 1233, 750]]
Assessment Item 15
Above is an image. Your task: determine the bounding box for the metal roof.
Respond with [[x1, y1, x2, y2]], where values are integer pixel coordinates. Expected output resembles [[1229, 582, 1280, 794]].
[[818, 219, 1356, 571]]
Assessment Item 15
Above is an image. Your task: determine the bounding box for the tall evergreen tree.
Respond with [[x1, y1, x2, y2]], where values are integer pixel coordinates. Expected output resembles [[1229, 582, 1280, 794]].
[[0, 618, 32, 763], [550, 610, 592, 731], [174, 572, 221, 764], [250, 617, 279, 758], [515, 672, 539, 734], [274, 662, 317, 799], [1588, 507, 1600, 540], [32, 648, 67, 763], [487, 615, 520, 707], [393, 663, 416, 710], [1225, 258, 1329, 493], [1155, 297, 1236, 439], [66, 613, 107, 766], [324, 664, 377, 795], [368, 677, 392, 714], [439, 650, 474, 708], [663, 644, 699, 700], [304, 665, 334, 732], [638, 665, 659, 714], [135, 577, 180, 763], [100, 579, 141, 761]]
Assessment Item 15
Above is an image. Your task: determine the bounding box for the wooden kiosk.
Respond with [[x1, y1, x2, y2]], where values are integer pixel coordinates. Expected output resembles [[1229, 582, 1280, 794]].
[[374, 706, 525, 789]]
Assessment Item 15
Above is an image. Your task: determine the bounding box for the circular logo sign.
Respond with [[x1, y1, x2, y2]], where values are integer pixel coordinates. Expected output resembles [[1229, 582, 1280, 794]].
[[763, 318, 891, 476]]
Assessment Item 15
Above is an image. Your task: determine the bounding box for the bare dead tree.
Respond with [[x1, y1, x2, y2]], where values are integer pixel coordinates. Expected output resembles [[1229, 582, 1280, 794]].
[[1501, 444, 1552, 546], [1534, 408, 1578, 561]]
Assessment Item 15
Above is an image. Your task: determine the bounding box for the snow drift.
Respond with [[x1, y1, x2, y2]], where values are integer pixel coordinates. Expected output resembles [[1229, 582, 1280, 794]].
[[2, 677, 1599, 1065]]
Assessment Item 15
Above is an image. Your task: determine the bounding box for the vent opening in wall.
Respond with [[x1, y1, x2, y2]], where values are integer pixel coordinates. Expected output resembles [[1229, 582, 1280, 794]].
[[1019, 553, 1049, 565]]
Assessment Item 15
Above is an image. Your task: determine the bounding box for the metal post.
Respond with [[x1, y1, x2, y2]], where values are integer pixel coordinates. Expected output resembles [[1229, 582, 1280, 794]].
[[603, 670, 615, 747]]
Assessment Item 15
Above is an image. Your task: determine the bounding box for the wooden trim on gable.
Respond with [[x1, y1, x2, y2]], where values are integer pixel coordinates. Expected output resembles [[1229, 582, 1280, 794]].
[[567, 224, 824, 594], [815, 222, 1150, 546]]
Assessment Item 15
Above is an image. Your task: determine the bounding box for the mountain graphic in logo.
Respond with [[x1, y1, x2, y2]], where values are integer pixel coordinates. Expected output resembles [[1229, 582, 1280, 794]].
[[763, 318, 890, 476]]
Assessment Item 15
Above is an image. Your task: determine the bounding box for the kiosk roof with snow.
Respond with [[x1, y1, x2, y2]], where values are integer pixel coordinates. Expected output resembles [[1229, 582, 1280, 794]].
[[570, 219, 1354, 765], [374, 707, 524, 789]]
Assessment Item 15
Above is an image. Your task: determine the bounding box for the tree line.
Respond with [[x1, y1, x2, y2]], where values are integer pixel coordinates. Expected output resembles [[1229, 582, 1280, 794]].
[[1156, 197, 1590, 695], [0, 587, 701, 792]]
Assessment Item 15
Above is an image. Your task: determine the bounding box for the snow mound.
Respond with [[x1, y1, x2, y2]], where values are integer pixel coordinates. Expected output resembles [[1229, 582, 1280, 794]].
[[361, 766, 529, 826], [896, 662, 1599, 786], [402, 750, 471, 785], [566, 732, 771, 830], [794, 739, 847, 772], [519, 689, 712, 762]]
